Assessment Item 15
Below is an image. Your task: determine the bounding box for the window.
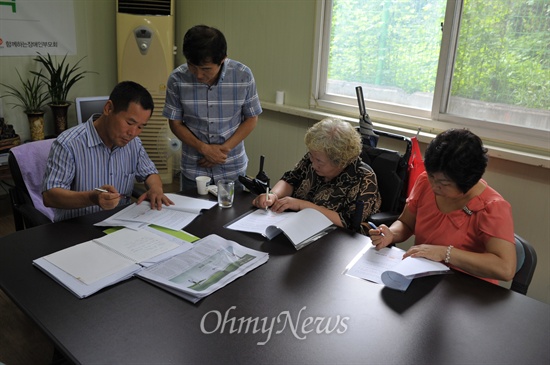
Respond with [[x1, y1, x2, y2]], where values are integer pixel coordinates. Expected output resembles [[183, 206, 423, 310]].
[[313, 0, 550, 151]]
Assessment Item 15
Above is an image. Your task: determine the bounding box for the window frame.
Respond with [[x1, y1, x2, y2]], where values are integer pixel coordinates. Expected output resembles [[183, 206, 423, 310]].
[[311, 0, 550, 153]]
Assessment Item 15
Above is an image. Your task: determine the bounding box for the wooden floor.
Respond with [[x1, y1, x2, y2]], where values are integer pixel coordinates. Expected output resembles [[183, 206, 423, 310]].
[[0, 178, 181, 365]]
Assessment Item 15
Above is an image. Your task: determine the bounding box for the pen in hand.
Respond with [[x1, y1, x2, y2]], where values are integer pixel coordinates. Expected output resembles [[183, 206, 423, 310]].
[[367, 221, 385, 237], [94, 188, 127, 199], [265, 187, 270, 211]]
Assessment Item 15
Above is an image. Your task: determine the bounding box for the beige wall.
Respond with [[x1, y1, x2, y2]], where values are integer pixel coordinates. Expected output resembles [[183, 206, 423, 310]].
[[0, 0, 548, 304]]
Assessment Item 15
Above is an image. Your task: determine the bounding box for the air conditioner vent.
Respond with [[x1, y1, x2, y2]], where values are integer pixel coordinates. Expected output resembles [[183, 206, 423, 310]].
[[118, 0, 171, 16], [117, 0, 174, 183]]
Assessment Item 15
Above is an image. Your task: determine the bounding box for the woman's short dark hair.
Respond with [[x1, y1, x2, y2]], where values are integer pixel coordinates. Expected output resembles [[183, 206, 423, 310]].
[[424, 128, 488, 193], [183, 25, 227, 66], [109, 81, 154, 115]]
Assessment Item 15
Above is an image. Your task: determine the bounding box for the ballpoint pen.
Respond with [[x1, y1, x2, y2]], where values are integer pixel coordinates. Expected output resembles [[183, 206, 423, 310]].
[[367, 221, 385, 237], [265, 187, 270, 211], [94, 188, 127, 198]]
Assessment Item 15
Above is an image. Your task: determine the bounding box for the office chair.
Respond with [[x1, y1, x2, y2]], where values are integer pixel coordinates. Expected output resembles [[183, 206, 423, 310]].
[[359, 129, 412, 228], [511, 234, 537, 295], [8, 139, 55, 230]]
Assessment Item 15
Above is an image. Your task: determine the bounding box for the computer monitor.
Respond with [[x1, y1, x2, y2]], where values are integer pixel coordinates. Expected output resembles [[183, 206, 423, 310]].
[[75, 96, 109, 124]]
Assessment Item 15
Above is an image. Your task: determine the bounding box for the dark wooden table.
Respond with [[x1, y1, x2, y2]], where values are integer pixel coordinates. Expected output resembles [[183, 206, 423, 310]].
[[0, 190, 548, 364]]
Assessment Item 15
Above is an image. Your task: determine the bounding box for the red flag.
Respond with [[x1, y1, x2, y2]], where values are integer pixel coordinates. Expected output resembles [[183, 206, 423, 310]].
[[407, 136, 425, 197]]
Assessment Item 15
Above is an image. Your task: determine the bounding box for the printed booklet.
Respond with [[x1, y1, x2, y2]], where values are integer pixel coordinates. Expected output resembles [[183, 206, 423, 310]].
[[345, 244, 451, 291], [225, 208, 335, 250]]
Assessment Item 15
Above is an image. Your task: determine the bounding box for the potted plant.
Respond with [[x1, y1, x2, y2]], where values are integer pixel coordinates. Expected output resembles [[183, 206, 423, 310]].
[[1, 70, 49, 141], [32, 52, 94, 135]]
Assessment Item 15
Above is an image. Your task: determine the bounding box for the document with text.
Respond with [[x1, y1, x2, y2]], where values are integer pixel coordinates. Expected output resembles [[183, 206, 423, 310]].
[[33, 227, 195, 298], [225, 208, 335, 250], [345, 244, 451, 291], [95, 193, 217, 230]]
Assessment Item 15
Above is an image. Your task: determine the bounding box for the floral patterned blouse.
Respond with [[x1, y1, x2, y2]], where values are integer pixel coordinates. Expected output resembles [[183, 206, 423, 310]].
[[281, 153, 381, 234]]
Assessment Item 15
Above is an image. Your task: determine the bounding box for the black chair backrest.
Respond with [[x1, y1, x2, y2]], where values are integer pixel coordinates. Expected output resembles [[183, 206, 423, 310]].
[[511, 234, 537, 295], [360, 130, 412, 214], [362, 146, 404, 213]]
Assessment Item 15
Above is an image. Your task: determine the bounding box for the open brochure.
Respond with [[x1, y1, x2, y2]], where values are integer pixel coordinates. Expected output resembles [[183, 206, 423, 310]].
[[345, 245, 451, 291], [225, 208, 335, 250], [33, 228, 267, 301], [95, 193, 217, 230], [136, 234, 269, 303]]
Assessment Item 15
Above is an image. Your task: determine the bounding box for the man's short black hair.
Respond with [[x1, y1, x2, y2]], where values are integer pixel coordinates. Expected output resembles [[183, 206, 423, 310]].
[[182, 25, 227, 65], [109, 81, 154, 115]]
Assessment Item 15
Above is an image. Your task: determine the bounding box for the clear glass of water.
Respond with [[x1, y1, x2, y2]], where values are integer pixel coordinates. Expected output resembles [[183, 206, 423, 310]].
[[217, 179, 234, 208]]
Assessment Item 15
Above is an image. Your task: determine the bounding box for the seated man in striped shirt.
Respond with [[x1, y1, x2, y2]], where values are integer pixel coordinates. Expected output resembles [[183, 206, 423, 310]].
[[42, 81, 173, 222]]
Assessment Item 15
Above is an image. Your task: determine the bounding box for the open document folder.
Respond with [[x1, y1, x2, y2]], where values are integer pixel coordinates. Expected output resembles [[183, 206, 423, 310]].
[[225, 208, 335, 250], [33, 227, 195, 298], [33, 229, 268, 301], [345, 244, 451, 291], [95, 193, 217, 230]]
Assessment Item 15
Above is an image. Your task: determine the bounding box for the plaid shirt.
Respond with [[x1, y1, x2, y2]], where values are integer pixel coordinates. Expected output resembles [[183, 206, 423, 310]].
[[163, 59, 262, 182], [43, 119, 158, 222]]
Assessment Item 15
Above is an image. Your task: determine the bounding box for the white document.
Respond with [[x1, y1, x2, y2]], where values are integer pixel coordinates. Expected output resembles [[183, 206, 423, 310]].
[[33, 228, 188, 298], [345, 245, 451, 291], [225, 208, 335, 250], [136, 234, 269, 303], [42, 240, 136, 285], [42, 228, 179, 285], [95, 194, 217, 230], [225, 209, 293, 235], [163, 193, 217, 213]]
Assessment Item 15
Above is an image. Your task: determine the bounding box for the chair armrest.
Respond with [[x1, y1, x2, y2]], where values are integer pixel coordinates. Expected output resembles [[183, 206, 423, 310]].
[[17, 204, 53, 227]]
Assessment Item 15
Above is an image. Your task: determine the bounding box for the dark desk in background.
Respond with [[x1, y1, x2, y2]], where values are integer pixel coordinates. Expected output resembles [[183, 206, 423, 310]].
[[0, 191, 548, 364]]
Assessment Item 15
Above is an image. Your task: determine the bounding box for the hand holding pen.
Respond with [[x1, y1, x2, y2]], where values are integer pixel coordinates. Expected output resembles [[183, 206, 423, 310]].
[[367, 221, 385, 237], [253, 187, 275, 210], [94, 187, 126, 210], [367, 221, 391, 249]]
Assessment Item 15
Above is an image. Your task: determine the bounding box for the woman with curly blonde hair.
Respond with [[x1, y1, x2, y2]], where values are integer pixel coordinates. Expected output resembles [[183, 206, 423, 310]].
[[253, 118, 381, 234]]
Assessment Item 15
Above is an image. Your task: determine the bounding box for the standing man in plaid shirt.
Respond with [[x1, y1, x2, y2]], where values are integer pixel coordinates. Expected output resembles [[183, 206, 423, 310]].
[[163, 25, 262, 191]]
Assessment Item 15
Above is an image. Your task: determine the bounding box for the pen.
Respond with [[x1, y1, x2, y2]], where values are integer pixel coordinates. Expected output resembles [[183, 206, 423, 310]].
[[367, 221, 385, 237], [265, 187, 270, 211], [94, 188, 127, 198]]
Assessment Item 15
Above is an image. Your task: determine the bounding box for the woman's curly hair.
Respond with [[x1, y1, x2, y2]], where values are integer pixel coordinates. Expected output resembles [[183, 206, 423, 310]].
[[304, 118, 362, 168]]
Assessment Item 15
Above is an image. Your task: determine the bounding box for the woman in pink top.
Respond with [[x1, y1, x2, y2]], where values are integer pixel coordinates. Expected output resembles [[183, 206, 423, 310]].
[[369, 129, 516, 283]]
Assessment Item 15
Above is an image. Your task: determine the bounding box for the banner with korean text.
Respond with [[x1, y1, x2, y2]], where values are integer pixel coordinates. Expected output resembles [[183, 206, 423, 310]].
[[0, 0, 76, 56]]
